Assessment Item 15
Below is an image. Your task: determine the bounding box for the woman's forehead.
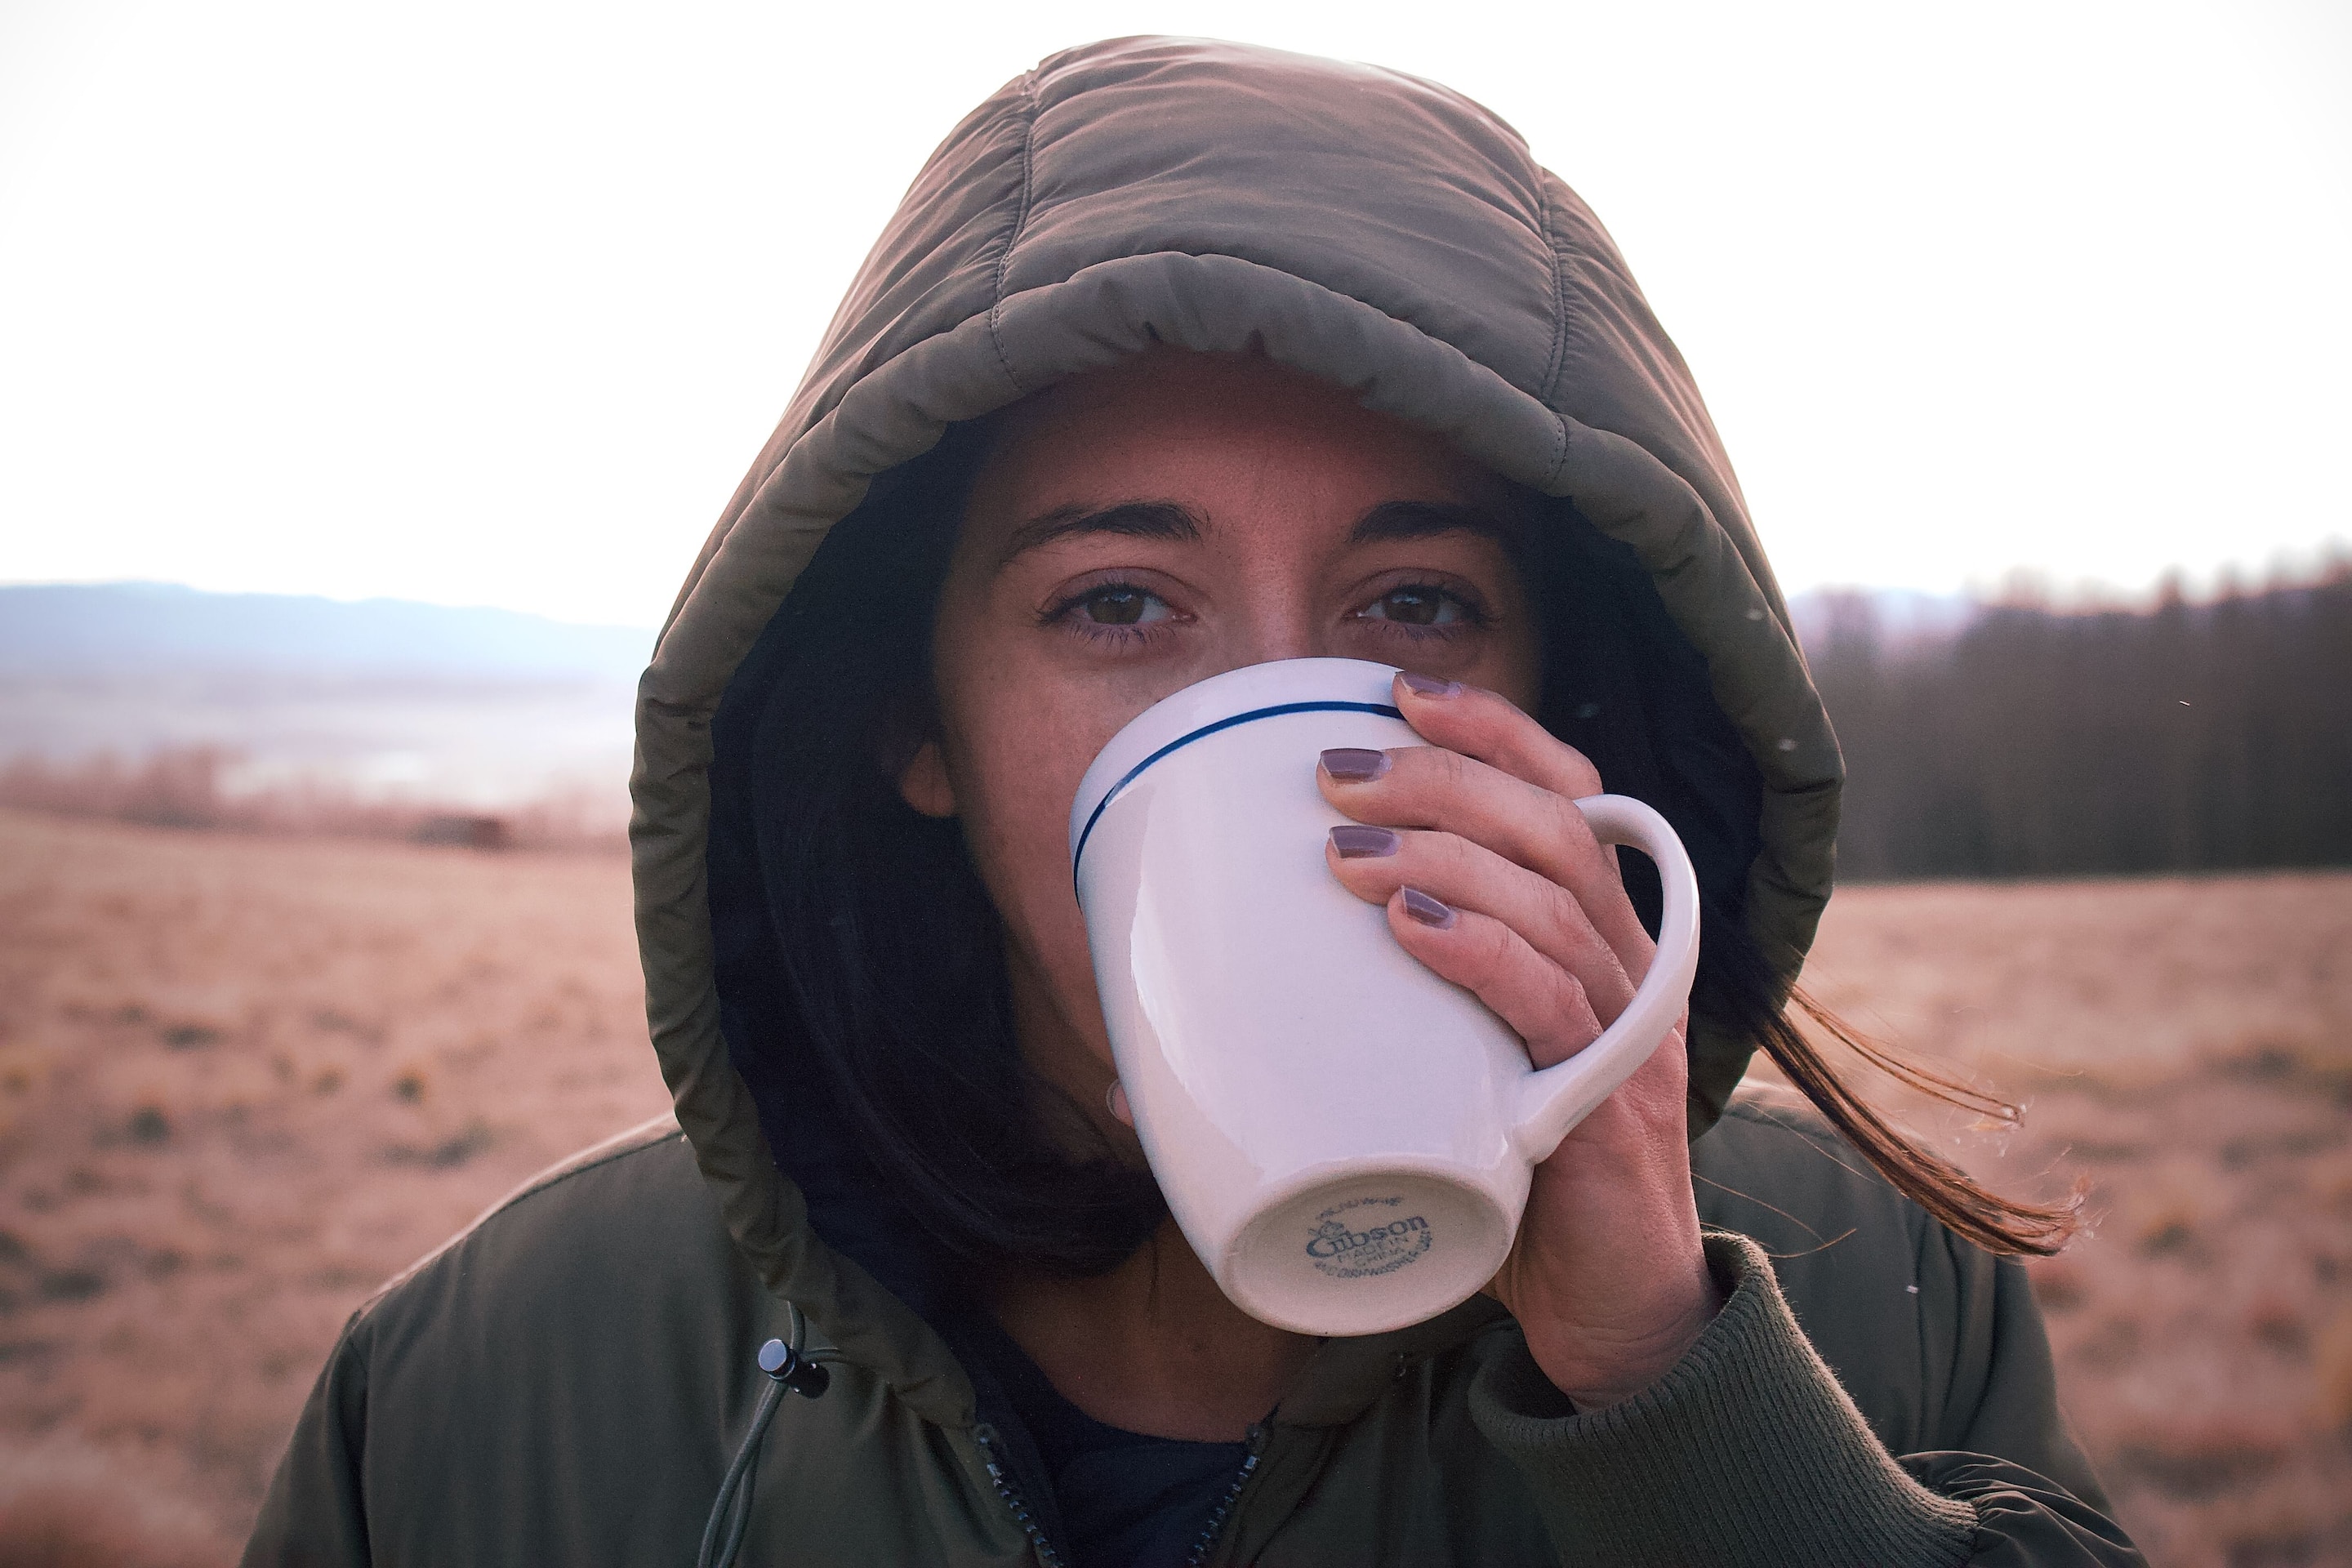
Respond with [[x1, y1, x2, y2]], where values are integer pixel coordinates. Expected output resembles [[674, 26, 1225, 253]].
[[966, 348, 1511, 530]]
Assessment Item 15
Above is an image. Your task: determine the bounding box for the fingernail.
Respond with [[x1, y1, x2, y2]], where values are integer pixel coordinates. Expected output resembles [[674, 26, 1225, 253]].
[[1329, 825, 1401, 858], [1321, 747, 1391, 782], [1401, 887, 1457, 929], [1398, 671, 1462, 698]]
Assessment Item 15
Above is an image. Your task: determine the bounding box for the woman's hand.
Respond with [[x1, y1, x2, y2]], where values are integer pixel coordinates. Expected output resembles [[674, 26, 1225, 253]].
[[1319, 671, 1722, 1410]]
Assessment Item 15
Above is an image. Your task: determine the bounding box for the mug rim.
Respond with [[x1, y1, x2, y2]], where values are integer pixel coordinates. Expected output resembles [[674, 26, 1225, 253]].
[[1067, 657, 1403, 880]]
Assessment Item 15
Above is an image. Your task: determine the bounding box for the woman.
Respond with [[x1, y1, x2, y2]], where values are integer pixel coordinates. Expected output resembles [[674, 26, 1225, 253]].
[[247, 38, 2140, 1566]]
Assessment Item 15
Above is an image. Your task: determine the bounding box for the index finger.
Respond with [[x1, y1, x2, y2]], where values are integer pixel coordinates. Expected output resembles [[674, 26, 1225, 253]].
[[1392, 671, 1601, 799], [1387, 670, 1655, 976]]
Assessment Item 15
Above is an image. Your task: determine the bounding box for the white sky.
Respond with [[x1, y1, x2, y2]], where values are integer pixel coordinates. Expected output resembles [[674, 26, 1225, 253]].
[[2, 0, 2346, 628]]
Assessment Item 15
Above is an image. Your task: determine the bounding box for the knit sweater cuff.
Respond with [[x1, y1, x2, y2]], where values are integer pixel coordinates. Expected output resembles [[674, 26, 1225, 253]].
[[1469, 1230, 1980, 1568]]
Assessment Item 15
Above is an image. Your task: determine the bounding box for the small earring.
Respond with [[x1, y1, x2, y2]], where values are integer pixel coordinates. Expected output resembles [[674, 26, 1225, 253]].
[[1105, 1080, 1133, 1127]]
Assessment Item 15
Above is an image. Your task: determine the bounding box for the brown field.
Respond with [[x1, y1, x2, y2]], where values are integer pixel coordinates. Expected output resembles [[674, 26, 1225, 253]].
[[0, 808, 2345, 1565]]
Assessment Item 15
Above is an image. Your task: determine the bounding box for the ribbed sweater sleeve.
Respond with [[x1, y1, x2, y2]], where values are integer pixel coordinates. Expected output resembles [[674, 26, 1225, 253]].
[[1468, 1230, 1980, 1568]]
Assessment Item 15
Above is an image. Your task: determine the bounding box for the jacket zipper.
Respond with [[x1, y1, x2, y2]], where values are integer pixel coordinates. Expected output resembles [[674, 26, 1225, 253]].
[[1183, 1425, 1267, 1568], [975, 1420, 1268, 1568], [973, 1423, 1069, 1568]]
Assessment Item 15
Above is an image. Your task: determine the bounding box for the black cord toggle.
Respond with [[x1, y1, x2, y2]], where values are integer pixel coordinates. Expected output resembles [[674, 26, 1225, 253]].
[[697, 1312, 831, 1568], [758, 1336, 831, 1399]]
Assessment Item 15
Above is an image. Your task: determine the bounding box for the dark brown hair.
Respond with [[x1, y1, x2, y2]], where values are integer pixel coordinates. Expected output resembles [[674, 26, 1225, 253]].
[[1757, 992, 2078, 1256]]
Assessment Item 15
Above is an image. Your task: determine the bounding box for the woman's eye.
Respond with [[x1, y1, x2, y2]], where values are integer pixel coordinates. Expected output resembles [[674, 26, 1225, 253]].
[[1359, 585, 1470, 627], [1072, 585, 1170, 627]]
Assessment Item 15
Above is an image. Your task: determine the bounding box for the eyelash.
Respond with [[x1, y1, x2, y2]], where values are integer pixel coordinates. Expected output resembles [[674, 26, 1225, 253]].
[[1352, 581, 1493, 634], [1041, 580, 1183, 647], [1040, 578, 1494, 646]]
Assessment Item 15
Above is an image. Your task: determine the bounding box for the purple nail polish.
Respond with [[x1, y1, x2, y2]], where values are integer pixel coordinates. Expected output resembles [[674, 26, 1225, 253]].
[[1321, 747, 1391, 782], [1399, 671, 1462, 698], [1330, 825, 1401, 859], [1401, 887, 1457, 929]]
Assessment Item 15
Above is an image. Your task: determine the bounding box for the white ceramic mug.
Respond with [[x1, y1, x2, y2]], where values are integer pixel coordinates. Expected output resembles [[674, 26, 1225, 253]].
[[1069, 658, 1701, 1337]]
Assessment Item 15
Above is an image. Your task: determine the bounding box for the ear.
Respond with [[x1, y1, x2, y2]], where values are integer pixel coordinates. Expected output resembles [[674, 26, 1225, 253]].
[[896, 739, 958, 819]]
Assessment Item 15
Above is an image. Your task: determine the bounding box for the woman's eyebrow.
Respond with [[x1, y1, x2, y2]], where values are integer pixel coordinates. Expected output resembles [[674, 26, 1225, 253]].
[[1349, 499, 1512, 545], [992, 500, 1202, 571]]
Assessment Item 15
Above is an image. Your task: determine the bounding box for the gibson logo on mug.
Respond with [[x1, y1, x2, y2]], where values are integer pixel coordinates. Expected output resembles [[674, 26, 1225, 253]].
[[1305, 1197, 1432, 1279], [1071, 658, 1700, 1338]]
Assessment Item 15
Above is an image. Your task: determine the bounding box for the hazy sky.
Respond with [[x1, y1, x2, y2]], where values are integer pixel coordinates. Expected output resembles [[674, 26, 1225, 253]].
[[3, 0, 2346, 627]]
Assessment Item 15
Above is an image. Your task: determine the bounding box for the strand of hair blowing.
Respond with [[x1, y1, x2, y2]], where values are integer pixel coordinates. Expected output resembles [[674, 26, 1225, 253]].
[[1695, 922, 2082, 1257]]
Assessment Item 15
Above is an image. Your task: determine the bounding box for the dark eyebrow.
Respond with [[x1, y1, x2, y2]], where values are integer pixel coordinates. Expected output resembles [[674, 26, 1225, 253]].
[[993, 501, 1203, 572], [1349, 499, 1517, 546]]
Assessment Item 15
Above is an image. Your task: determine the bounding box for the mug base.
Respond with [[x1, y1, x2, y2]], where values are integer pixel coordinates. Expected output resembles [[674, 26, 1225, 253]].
[[1219, 1168, 1512, 1338]]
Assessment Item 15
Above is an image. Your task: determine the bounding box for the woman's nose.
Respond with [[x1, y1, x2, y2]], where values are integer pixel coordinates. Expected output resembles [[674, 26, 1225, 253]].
[[1225, 627, 1334, 672], [1223, 594, 1341, 670]]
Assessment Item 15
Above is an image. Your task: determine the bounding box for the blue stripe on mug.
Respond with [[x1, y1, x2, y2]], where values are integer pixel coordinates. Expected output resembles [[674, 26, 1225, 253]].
[[1070, 701, 1404, 896]]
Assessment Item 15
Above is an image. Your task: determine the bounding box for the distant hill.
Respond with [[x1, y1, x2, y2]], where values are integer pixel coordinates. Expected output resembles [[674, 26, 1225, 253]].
[[0, 583, 653, 816], [0, 582, 654, 682]]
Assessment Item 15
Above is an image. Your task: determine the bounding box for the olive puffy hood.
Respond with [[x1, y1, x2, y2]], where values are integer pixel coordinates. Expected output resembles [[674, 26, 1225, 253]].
[[631, 34, 1841, 1347]]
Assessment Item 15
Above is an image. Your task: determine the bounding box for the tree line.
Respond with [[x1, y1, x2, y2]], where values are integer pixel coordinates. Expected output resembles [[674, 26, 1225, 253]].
[[1802, 567, 2351, 881]]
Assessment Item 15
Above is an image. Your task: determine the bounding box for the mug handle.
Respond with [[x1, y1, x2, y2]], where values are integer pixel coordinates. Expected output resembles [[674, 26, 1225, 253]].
[[1507, 795, 1703, 1163]]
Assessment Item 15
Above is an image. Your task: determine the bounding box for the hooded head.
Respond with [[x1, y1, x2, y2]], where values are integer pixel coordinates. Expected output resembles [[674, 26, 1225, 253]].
[[631, 37, 1842, 1392]]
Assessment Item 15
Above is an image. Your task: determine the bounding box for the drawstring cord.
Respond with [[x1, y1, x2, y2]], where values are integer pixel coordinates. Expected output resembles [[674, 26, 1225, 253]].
[[696, 1308, 1266, 1568], [697, 1303, 835, 1568]]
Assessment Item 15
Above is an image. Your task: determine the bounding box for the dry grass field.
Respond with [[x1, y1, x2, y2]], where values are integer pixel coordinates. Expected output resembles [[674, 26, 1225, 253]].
[[0, 810, 667, 1563], [1795, 875, 2352, 1566], [0, 807, 2345, 1565]]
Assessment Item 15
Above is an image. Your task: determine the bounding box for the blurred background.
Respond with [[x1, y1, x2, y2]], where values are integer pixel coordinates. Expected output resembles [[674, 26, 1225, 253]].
[[2, 0, 2346, 1561]]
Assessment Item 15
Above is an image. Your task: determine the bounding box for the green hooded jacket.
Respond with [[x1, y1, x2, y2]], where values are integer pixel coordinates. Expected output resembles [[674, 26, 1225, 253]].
[[245, 37, 2142, 1567]]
